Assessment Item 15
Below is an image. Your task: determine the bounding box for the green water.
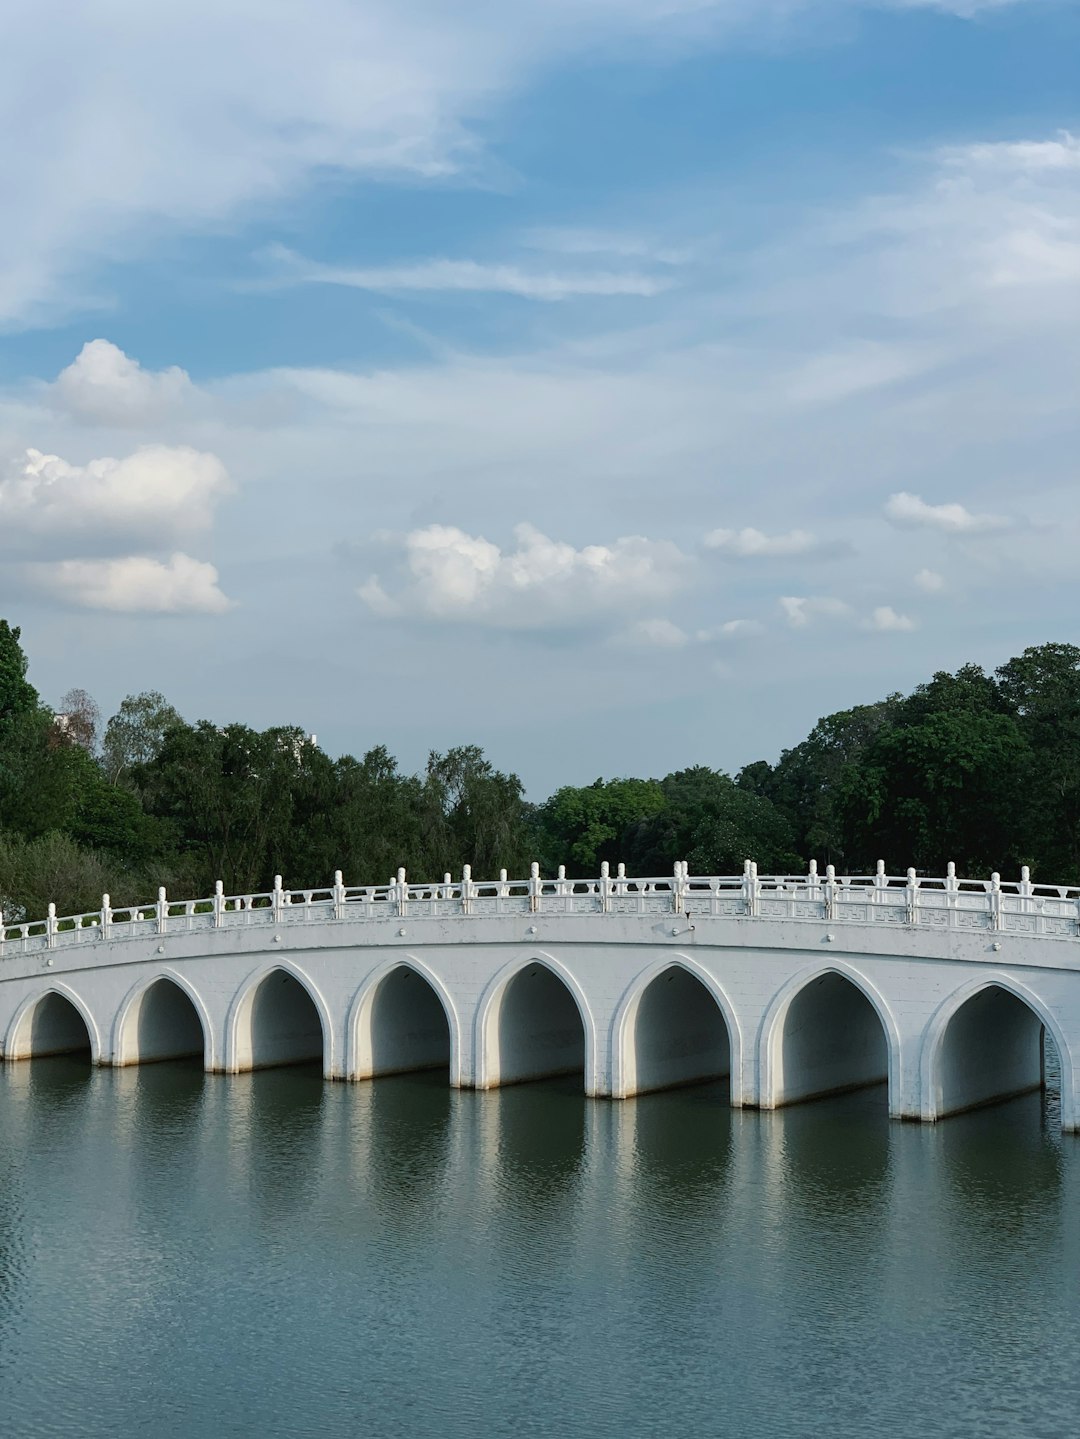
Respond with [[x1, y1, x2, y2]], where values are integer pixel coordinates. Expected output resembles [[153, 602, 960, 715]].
[[0, 1061, 1076, 1438]]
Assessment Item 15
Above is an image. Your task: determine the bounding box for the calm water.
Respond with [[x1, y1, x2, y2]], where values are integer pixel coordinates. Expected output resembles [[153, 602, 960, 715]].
[[0, 1062, 1077, 1439]]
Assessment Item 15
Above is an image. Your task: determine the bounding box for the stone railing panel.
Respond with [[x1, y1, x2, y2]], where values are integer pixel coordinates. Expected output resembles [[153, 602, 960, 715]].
[[3, 863, 1080, 960]]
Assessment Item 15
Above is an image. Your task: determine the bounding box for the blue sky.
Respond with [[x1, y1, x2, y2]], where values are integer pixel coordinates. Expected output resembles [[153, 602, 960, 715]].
[[1, 0, 1078, 794]]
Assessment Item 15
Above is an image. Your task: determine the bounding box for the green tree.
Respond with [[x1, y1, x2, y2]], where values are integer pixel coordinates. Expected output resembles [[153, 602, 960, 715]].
[[0, 620, 38, 737], [996, 643, 1080, 880], [623, 766, 801, 874], [102, 691, 183, 787], [140, 721, 311, 892], [533, 777, 666, 872], [756, 699, 901, 865], [417, 745, 531, 878], [838, 667, 1030, 875]]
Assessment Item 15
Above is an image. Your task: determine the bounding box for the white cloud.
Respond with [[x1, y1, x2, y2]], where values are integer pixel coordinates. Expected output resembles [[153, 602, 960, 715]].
[[33, 553, 231, 614], [696, 619, 765, 640], [0, 0, 1042, 328], [940, 132, 1080, 177], [884, 492, 1010, 534], [865, 605, 916, 632], [778, 595, 850, 628], [263, 247, 673, 302], [704, 526, 842, 559], [360, 522, 691, 629], [0, 444, 230, 549], [618, 617, 690, 648], [914, 567, 945, 593], [52, 340, 195, 425]]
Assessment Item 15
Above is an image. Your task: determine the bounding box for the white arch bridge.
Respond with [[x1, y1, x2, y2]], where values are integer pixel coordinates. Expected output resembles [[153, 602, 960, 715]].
[[2, 861, 1080, 1128]]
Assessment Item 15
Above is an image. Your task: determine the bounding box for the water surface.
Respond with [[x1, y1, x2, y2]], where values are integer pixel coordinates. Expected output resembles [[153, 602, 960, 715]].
[[0, 1062, 1076, 1438]]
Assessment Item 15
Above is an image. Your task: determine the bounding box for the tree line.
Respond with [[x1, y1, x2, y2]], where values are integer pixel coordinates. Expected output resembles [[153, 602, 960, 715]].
[[2, 617, 1078, 921]]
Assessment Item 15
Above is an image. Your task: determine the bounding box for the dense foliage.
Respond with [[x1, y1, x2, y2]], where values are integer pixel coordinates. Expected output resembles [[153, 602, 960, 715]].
[[2, 617, 1079, 920]]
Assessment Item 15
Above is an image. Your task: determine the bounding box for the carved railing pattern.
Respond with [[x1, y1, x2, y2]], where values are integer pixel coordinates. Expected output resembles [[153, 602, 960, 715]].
[[2, 860, 1080, 959]]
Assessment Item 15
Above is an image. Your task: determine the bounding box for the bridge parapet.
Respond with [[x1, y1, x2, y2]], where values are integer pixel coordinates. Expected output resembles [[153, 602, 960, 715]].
[[3, 858, 1080, 960]]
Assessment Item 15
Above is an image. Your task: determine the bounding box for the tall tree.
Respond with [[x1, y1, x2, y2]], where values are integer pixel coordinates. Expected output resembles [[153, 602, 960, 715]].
[[102, 691, 183, 787], [58, 688, 101, 754], [533, 777, 666, 872], [0, 621, 38, 737], [997, 643, 1080, 880]]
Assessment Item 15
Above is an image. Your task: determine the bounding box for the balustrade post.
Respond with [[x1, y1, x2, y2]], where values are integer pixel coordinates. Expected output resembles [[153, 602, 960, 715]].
[[989, 872, 1003, 931], [742, 860, 760, 918], [156, 886, 168, 936], [46, 903, 57, 950], [1019, 865, 1034, 917], [905, 868, 919, 925], [557, 865, 568, 899], [824, 865, 837, 922], [945, 862, 958, 911], [461, 865, 473, 915], [529, 862, 541, 914], [396, 868, 407, 918], [333, 870, 346, 919], [272, 875, 285, 924], [102, 893, 113, 940], [599, 861, 612, 914], [874, 860, 888, 905], [673, 860, 685, 915], [807, 859, 820, 904], [498, 869, 509, 902], [213, 881, 224, 928], [0, 907, 4, 958]]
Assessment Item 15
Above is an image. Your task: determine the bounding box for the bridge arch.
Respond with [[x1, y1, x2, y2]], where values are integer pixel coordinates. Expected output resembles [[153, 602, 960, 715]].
[[475, 952, 597, 1091], [4, 984, 101, 1064], [920, 973, 1076, 1126], [225, 959, 333, 1076], [759, 961, 900, 1111], [611, 955, 741, 1101], [112, 970, 214, 1068], [346, 956, 461, 1085]]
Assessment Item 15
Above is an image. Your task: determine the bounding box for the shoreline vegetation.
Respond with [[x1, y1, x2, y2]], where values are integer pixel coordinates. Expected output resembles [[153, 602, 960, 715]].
[[2, 619, 1079, 923]]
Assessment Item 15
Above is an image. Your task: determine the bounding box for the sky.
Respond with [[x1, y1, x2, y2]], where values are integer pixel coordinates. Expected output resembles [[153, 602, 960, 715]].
[[1, 0, 1078, 796]]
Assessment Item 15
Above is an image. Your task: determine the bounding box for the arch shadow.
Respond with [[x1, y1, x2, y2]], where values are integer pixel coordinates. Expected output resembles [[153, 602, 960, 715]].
[[610, 954, 742, 1102], [111, 969, 215, 1069], [346, 956, 461, 1086], [920, 973, 1076, 1128], [4, 984, 102, 1064], [758, 961, 901, 1112], [224, 959, 333, 1076], [474, 952, 597, 1092]]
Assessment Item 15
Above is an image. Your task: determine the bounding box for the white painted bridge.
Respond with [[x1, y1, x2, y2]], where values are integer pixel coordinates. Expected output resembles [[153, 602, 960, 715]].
[[2, 860, 1079, 1129]]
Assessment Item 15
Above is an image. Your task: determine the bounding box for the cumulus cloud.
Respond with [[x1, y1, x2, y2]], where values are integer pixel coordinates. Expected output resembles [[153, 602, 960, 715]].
[[31, 554, 231, 614], [914, 567, 945, 593], [0, 444, 230, 550], [778, 595, 850, 629], [704, 527, 844, 559], [52, 340, 195, 425], [884, 492, 1010, 534], [865, 605, 916, 632], [360, 522, 690, 629]]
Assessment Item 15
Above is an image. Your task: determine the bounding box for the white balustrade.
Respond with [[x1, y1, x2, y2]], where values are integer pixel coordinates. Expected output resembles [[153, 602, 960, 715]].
[[3, 861, 1080, 958]]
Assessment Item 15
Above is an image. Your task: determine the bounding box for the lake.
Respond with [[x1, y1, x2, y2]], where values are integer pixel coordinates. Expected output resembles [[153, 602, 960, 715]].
[[0, 1060, 1076, 1438]]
